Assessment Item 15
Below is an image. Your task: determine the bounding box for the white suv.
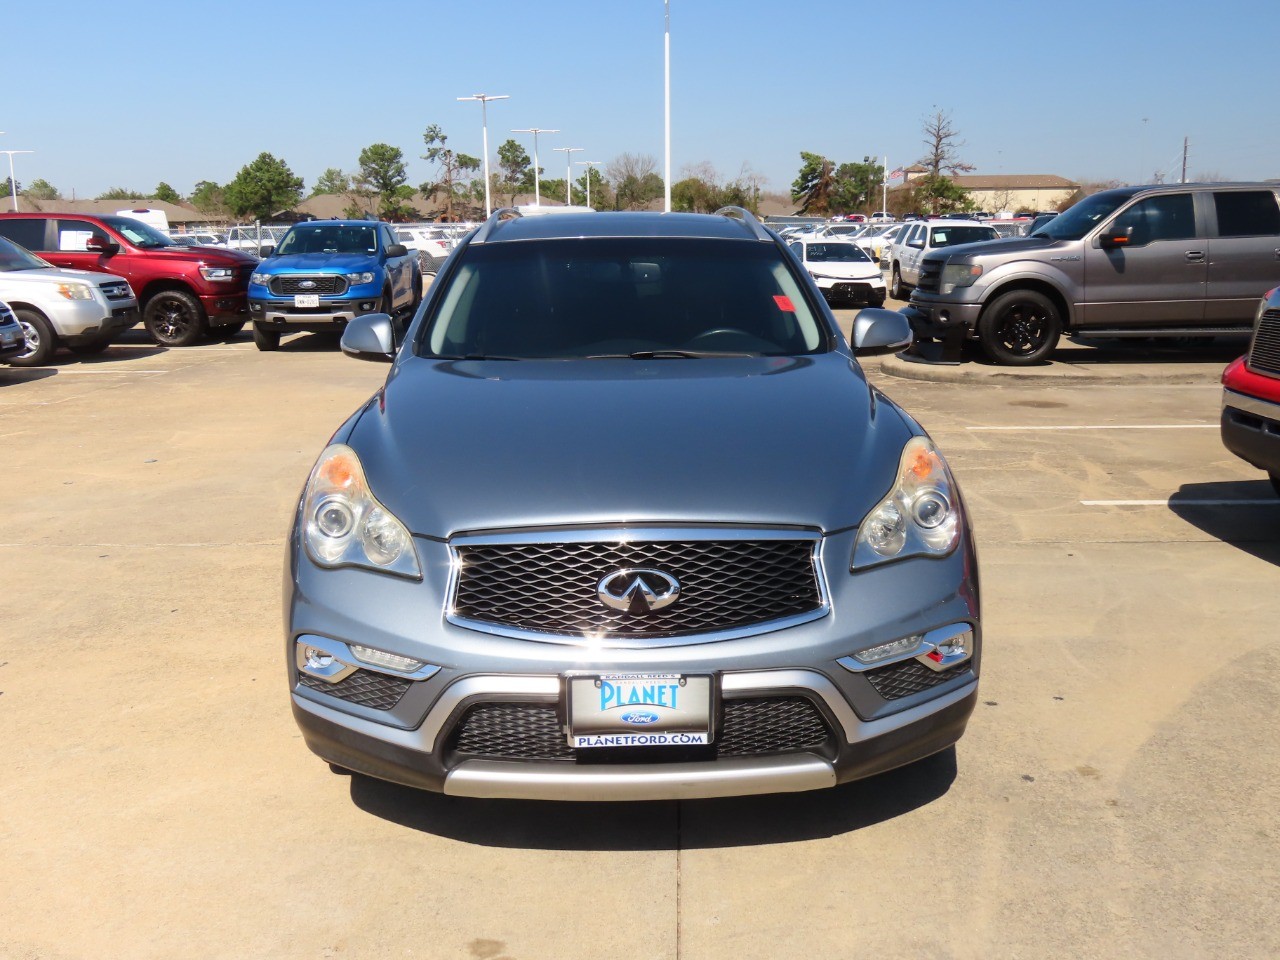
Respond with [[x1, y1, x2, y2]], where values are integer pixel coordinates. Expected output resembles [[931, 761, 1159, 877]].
[[888, 219, 998, 300], [0, 235, 139, 365]]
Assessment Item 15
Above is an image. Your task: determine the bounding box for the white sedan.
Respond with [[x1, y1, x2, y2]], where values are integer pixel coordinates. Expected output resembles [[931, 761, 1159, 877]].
[[788, 237, 886, 307]]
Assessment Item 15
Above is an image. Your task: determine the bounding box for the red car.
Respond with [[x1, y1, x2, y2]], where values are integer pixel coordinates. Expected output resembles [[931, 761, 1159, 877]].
[[1221, 286, 1280, 495], [0, 213, 257, 346]]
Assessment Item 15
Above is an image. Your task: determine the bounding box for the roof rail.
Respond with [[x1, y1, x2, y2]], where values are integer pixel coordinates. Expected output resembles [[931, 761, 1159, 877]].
[[472, 207, 522, 244], [714, 206, 772, 241]]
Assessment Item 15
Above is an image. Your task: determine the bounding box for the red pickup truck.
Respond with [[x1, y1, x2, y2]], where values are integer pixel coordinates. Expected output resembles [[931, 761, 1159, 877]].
[[1221, 286, 1280, 496], [0, 212, 257, 346]]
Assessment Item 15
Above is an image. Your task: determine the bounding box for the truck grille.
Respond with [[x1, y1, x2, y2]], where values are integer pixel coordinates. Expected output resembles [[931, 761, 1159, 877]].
[[1247, 308, 1280, 377], [446, 696, 833, 761], [452, 536, 823, 640], [916, 260, 942, 294], [269, 275, 348, 296]]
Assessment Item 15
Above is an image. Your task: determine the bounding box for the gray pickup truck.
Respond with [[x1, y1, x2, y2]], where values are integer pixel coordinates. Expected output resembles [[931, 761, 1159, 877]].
[[906, 182, 1280, 364]]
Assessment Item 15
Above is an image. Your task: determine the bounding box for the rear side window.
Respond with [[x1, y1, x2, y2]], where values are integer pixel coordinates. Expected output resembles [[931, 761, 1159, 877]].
[[56, 219, 111, 252], [0, 219, 47, 251], [1214, 191, 1280, 237]]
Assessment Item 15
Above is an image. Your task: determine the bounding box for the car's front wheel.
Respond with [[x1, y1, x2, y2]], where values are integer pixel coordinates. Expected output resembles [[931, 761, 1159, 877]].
[[9, 308, 57, 366], [977, 290, 1062, 365], [144, 290, 208, 347], [252, 322, 281, 352]]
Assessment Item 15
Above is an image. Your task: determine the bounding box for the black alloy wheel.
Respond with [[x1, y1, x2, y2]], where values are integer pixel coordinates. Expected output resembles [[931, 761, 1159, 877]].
[[143, 290, 208, 347], [978, 290, 1062, 365]]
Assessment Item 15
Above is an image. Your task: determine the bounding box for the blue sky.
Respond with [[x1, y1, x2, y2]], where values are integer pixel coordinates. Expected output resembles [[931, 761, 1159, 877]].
[[5, 0, 1278, 201]]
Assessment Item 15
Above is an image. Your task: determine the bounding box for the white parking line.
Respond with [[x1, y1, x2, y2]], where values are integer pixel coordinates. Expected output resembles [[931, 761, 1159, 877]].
[[1082, 499, 1280, 507], [39, 368, 169, 375], [969, 424, 1217, 431]]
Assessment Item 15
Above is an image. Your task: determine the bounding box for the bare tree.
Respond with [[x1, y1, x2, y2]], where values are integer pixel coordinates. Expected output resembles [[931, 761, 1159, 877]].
[[919, 109, 975, 178], [608, 153, 663, 210]]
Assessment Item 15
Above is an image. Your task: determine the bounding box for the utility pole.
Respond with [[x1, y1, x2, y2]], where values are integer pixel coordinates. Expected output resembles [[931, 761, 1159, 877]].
[[1181, 137, 1189, 184]]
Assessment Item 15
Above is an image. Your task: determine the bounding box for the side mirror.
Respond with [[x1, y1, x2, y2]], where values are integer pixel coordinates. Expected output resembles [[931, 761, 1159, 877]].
[[386, 243, 409, 258], [1098, 225, 1132, 249], [852, 307, 912, 355], [258, 244, 276, 257], [341, 313, 396, 363], [85, 236, 119, 255]]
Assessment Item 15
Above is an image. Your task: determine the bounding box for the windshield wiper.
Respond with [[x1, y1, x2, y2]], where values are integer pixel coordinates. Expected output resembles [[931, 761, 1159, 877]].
[[586, 350, 753, 359], [432, 353, 519, 361]]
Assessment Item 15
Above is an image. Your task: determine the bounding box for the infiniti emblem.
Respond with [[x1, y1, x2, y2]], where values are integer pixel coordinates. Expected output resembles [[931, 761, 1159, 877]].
[[597, 568, 681, 616]]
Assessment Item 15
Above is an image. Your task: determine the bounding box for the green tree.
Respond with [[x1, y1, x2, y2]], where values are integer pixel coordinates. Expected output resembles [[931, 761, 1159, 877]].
[[311, 168, 351, 196], [830, 157, 884, 214], [153, 182, 181, 204], [24, 178, 60, 201], [911, 174, 972, 215], [355, 143, 416, 221], [97, 186, 143, 200], [496, 138, 533, 205], [791, 152, 836, 216], [421, 124, 480, 221], [224, 153, 304, 220], [607, 153, 662, 210], [2, 177, 19, 197], [576, 165, 610, 210], [189, 180, 228, 218]]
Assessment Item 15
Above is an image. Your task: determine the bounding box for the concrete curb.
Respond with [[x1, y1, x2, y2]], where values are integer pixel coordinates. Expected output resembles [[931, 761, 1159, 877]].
[[877, 352, 1230, 386]]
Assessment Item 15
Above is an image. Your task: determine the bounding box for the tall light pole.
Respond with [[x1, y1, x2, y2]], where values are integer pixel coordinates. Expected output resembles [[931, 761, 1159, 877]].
[[576, 160, 603, 209], [457, 93, 509, 218], [1, 149, 33, 212], [554, 147, 583, 206], [512, 127, 559, 206], [664, 0, 672, 212]]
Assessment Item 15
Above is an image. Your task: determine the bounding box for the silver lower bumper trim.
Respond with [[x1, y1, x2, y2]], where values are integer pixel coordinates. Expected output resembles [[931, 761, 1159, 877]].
[[443, 754, 837, 801]]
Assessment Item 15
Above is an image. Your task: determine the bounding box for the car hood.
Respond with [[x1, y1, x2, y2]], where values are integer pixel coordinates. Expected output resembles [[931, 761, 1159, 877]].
[[346, 352, 913, 539], [150, 246, 257, 266], [928, 235, 1059, 262], [0, 266, 130, 287], [261, 252, 379, 272], [808, 261, 881, 280]]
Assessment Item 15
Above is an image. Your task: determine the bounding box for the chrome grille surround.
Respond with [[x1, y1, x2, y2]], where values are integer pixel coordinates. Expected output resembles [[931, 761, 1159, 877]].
[[99, 281, 133, 301], [1247, 308, 1280, 377], [269, 274, 348, 296], [447, 526, 829, 648]]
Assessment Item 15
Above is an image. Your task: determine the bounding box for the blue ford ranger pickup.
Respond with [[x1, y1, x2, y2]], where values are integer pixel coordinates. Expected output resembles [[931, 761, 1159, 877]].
[[247, 220, 421, 351]]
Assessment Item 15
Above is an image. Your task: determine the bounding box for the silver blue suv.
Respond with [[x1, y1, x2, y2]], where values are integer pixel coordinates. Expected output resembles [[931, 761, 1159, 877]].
[[284, 208, 981, 800]]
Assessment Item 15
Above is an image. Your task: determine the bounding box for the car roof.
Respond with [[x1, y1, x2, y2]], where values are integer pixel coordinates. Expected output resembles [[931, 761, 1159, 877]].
[[472, 211, 769, 244]]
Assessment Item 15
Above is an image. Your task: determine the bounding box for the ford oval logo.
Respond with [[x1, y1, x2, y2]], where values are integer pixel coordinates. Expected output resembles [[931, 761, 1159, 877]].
[[619, 711, 660, 725], [299, 280, 317, 289]]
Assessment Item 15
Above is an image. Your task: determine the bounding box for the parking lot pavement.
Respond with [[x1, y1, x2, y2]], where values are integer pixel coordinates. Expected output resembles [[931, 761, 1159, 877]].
[[3, 327, 1279, 959]]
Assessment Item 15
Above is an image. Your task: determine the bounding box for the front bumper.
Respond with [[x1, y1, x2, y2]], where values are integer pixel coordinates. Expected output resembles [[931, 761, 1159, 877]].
[[904, 295, 983, 339], [249, 297, 380, 327], [1222, 388, 1280, 476], [813, 275, 886, 304], [198, 290, 249, 322], [0, 322, 24, 359], [285, 524, 981, 800]]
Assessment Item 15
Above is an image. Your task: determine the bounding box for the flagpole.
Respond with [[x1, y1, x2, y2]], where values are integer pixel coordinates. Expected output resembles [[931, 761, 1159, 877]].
[[883, 155, 888, 213]]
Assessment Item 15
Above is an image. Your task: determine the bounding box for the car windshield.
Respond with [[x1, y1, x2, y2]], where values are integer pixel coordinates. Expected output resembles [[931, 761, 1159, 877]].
[[929, 226, 998, 248], [808, 243, 871, 263], [421, 238, 830, 360], [1033, 191, 1135, 240], [102, 216, 176, 248], [276, 224, 379, 256], [0, 235, 52, 271]]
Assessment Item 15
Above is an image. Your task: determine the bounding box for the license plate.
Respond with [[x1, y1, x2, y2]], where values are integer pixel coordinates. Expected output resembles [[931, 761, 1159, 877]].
[[568, 673, 712, 748], [294, 294, 320, 307]]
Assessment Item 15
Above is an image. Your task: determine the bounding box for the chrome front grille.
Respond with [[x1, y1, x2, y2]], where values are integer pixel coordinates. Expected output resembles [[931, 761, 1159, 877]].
[[1247, 308, 1280, 377], [269, 275, 348, 296], [450, 530, 824, 642], [99, 282, 132, 301], [916, 260, 942, 293]]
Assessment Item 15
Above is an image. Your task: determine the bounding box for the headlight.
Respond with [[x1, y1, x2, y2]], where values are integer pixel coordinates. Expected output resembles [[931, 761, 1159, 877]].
[[853, 436, 962, 569], [250, 272, 269, 285], [301, 444, 421, 579], [344, 271, 376, 284], [940, 263, 983, 295], [199, 266, 238, 282], [55, 282, 94, 301]]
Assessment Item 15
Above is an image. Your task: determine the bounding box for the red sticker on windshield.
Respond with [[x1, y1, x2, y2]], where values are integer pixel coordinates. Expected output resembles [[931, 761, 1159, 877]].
[[773, 295, 795, 312]]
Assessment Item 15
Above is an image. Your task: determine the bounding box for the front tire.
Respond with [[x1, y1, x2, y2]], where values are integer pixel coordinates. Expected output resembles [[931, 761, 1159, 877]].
[[977, 290, 1062, 365], [252, 322, 281, 352], [890, 265, 907, 300], [144, 290, 208, 347], [9, 309, 57, 366]]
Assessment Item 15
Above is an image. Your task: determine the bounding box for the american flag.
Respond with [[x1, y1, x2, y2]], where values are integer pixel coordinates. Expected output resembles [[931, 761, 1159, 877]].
[[888, 167, 905, 180]]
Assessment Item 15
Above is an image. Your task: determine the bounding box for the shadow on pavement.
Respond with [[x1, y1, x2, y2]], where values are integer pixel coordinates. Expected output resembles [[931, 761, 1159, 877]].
[[279, 331, 344, 353], [0, 366, 57, 385], [346, 747, 957, 850], [1168, 480, 1280, 566], [1060, 335, 1249, 366]]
